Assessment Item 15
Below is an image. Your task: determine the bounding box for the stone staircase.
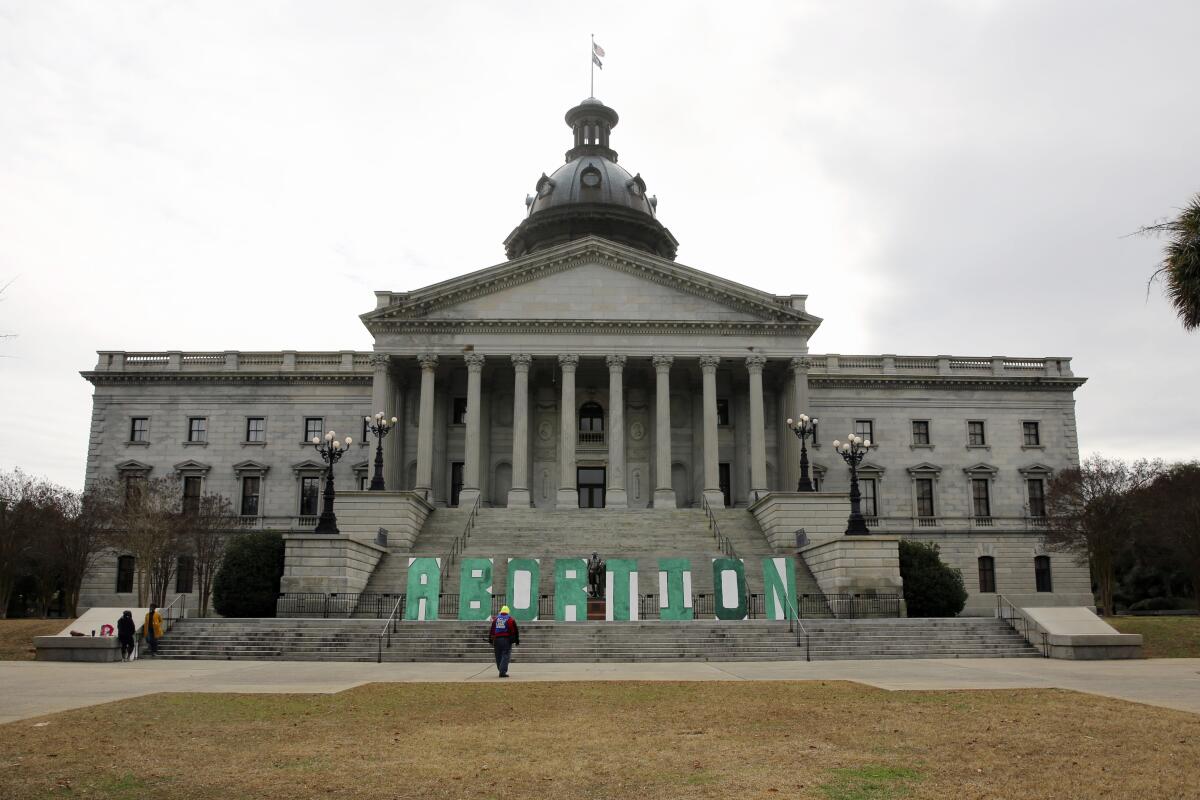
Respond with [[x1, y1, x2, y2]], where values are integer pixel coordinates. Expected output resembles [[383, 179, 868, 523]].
[[156, 617, 1038, 662], [360, 507, 817, 604]]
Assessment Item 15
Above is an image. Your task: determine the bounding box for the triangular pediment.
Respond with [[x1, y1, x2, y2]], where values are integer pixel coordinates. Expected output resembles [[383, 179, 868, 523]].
[[115, 459, 153, 473], [907, 462, 943, 475], [291, 459, 327, 474], [232, 460, 271, 475], [363, 237, 821, 329], [173, 459, 212, 474], [963, 462, 999, 475]]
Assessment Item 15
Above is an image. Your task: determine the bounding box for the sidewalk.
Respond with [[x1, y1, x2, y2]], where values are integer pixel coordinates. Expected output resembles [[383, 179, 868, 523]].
[[2, 657, 1198, 724]]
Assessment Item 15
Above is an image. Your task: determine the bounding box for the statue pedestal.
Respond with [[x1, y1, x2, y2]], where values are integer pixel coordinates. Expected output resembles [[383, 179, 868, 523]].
[[587, 597, 606, 621]]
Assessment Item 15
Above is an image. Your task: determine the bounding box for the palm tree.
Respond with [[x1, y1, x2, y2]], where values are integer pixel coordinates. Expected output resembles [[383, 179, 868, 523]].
[[1141, 192, 1200, 331]]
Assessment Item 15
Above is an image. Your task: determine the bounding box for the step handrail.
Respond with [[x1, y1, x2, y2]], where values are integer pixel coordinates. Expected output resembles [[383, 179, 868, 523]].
[[441, 494, 481, 574], [159, 593, 185, 634], [699, 494, 738, 559], [376, 594, 405, 663], [995, 594, 1050, 657]]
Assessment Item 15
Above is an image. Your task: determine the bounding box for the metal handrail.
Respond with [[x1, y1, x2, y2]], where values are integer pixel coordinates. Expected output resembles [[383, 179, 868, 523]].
[[700, 494, 738, 559], [159, 594, 185, 634], [777, 587, 811, 661], [441, 494, 481, 574], [376, 595, 405, 663], [995, 594, 1050, 657]]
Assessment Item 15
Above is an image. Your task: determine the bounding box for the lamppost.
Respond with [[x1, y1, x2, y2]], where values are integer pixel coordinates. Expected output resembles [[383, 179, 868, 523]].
[[832, 434, 871, 535], [786, 414, 819, 492], [365, 412, 398, 491], [312, 430, 352, 534]]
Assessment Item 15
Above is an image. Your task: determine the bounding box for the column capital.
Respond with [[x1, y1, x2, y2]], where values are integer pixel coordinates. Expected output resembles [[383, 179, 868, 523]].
[[651, 354, 674, 372], [558, 353, 580, 372], [369, 353, 391, 369], [511, 353, 532, 372], [699, 355, 721, 373], [417, 353, 439, 371], [790, 356, 812, 373], [605, 354, 627, 372], [745, 354, 768, 373], [464, 352, 486, 371]]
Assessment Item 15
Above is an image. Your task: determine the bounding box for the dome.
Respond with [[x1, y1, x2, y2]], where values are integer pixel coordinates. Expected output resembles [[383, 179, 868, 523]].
[[504, 98, 678, 260]]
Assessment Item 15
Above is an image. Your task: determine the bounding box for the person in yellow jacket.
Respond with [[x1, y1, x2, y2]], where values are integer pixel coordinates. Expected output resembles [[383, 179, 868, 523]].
[[144, 604, 163, 656]]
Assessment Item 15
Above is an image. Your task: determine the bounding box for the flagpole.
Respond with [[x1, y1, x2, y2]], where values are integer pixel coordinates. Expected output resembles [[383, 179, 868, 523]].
[[590, 33, 594, 97]]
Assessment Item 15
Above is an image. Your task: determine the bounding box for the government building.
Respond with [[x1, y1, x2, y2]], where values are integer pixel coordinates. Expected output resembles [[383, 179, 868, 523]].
[[78, 97, 1093, 620]]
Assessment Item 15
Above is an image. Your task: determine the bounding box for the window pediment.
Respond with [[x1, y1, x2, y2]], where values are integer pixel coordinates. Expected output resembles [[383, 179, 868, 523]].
[[857, 462, 885, 476], [963, 462, 998, 476], [115, 459, 153, 474], [173, 459, 212, 475], [907, 462, 942, 476], [291, 459, 327, 475], [1018, 463, 1055, 477], [232, 460, 270, 476]]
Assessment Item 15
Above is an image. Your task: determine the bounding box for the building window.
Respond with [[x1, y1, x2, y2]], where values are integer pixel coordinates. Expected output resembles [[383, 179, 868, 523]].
[[130, 418, 149, 443], [978, 556, 996, 593], [241, 476, 261, 516], [358, 474, 369, 491], [716, 399, 731, 426], [916, 478, 935, 518], [452, 397, 468, 425], [971, 478, 991, 518], [182, 476, 202, 514], [912, 420, 930, 446], [362, 417, 371, 442], [1035, 556, 1053, 592], [305, 417, 324, 442], [123, 475, 145, 507], [579, 402, 604, 434], [176, 555, 194, 594], [968, 420, 986, 446], [854, 420, 874, 443], [1027, 478, 1046, 518], [187, 417, 207, 443], [116, 555, 135, 594], [246, 417, 265, 442], [861, 478, 878, 517], [1023, 421, 1041, 446], [300, 476, 320, 516]]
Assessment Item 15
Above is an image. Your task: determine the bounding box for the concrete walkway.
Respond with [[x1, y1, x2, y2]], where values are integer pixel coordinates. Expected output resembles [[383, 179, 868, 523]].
[[2, 657, 1198, 724]]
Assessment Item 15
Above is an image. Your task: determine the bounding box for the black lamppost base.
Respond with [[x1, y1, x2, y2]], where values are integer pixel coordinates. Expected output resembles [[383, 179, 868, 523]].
[[314, 514, 340, 535], [845, 516, 870, 535]]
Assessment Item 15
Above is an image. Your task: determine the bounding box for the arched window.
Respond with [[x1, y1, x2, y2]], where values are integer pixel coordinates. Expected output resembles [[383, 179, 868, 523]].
[[978, 556, 996, 593], [116, 555, 135, 594], [578, 402, 604, 444], [1035, 556, 1053, 593]]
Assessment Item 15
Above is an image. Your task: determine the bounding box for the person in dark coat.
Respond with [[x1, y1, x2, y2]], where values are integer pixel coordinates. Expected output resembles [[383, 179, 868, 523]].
[[488, 605, 519, 678], [117, 610, 136, 662]]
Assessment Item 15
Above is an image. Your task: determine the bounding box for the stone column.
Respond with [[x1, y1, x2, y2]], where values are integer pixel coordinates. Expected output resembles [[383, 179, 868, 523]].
[[508, 354, 532, 507], [699, 355, 725, 508], [605, 355, 628, 508], [459, 353, 485, 506], [414, 354, 438, 499], [369, 353, 402, 491], [746, 354, 768, 503], [652, 354, 677, 508], [556, 354, 580, 509], [787, 357, 812, 491]]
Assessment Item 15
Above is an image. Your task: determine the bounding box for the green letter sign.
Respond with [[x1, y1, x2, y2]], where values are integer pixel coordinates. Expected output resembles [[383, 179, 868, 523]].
[[712, 557, 747, 620], [405, 557, 441, 621], [657, 558, 693, 621], [605, 558, 638, 621], [458, 558, 493, 620], [761, 557, 797, 620], [505, 558, 540, 621], [554, 558, 588, 621]]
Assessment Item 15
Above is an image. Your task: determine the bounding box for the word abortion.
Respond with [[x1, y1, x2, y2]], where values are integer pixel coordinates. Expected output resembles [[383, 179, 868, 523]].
[[402, 556, 800, 622]]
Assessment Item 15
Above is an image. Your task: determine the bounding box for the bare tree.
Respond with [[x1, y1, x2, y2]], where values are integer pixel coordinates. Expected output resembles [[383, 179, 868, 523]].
[[1141, 462, 1200, 610], [55, 480, 120, 617], [183, 493, 240, 617], [1045, 455, 1163, 614], [0, 470, 43, 618], [111, 477, 184, 607]]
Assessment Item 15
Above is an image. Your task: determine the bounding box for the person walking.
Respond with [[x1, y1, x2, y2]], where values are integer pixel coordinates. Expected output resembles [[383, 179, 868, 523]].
[[117, 610, 136, 662], [488, 605, 519, 678], [144, 604, 163, 657]]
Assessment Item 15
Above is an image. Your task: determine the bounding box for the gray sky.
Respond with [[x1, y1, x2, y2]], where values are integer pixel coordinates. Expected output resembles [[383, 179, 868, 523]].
[[2, 1, 1197, 489]]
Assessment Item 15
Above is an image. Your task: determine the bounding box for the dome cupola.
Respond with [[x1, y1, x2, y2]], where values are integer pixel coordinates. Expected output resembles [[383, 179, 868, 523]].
[[503, 98, 678, 260]]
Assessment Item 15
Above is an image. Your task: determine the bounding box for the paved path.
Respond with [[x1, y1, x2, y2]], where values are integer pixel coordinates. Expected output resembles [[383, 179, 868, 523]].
[[2, 657, 1198, 724]]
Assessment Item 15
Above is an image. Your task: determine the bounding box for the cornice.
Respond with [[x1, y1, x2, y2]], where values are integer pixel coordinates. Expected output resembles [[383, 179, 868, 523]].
[[80, 371, 372, 387], [362, 238, 821, 327], [808, 374, 1087, 391], [365, 317, 816, 337]]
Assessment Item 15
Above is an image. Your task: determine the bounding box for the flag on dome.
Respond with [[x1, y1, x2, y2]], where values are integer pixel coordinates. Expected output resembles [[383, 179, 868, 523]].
[[593, 41, 605, 58], [592, 38, 605, 69]]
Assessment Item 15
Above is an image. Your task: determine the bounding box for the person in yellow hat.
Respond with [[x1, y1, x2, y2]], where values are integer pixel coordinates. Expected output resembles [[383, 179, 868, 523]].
[[488, 605, 520, 678]]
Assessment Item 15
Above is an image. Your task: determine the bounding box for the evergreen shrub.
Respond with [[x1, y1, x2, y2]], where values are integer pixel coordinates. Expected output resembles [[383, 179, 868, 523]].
[[212, 531, 285, 618], [899, 540, 968, 617]]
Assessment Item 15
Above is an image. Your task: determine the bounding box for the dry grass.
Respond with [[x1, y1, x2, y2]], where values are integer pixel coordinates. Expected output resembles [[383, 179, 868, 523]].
[[1108, 615, 1200, 658], [0, 681, 1197, 799], [0, 619, 70, 661]]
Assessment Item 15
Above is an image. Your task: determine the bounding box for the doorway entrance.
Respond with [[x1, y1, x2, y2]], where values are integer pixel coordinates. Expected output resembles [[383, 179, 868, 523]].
[[719, 462, 731, 508], [577, 467, 606, 508], [450, 462, 463, 507]]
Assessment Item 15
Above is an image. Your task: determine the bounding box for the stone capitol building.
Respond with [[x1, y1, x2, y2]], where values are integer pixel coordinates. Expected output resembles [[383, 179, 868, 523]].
[[78, 97, 1092, 619]]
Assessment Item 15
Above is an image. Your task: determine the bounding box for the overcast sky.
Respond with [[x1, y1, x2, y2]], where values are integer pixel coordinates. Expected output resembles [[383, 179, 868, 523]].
[[1, 1, 1197, 489]]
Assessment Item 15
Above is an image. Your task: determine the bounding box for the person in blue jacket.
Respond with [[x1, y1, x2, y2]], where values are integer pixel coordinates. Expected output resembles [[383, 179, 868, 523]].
[[488, 605, 520, 678]]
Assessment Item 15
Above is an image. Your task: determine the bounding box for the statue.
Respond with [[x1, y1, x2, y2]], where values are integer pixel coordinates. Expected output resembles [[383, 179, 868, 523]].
[[586, 552, 606, 599]]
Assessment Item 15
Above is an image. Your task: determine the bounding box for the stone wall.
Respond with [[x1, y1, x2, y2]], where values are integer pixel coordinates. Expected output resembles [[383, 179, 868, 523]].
[[333, 490, 433, 549], [280, 534, 388, 596], [749, 492, 851, 549], [799, 536, 905, 597]]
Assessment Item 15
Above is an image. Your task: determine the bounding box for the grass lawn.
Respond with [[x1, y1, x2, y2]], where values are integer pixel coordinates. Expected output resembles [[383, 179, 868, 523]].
[[0, 619, 71, 661], [1, 682, 1197, 799], [1107, 615, 1200, 658]]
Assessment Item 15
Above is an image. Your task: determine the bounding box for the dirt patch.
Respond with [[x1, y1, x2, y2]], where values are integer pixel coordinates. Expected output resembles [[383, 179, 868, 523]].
[[0, 681, 1196, 799], [1108, 615, 1200, 658], [0, 619, 71, 661]]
